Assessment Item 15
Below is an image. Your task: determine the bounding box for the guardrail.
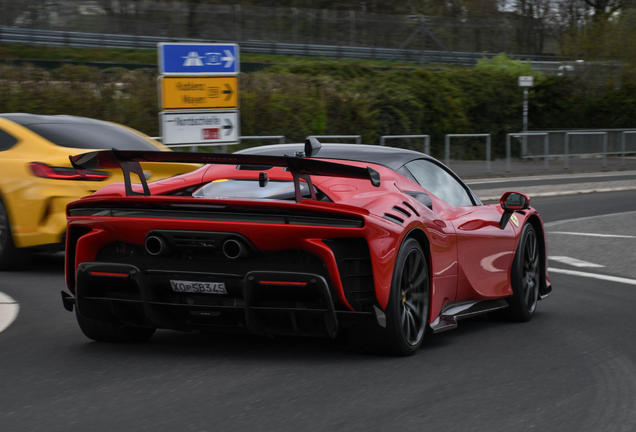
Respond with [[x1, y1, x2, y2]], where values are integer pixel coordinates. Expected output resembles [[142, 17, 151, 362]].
[[240, 135, 286, 144], [160, 135, 285, 151], [445, 134, 492, 172], [307, 135, 362, 144], [380, 135, 430, 154], [0, 26, 568, 70]]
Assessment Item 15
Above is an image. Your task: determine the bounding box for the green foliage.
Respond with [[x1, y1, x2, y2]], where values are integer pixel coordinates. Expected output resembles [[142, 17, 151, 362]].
[[476, 53, 538, 77], [1, 62, 634, 159], [0, 64, 161, 136], [264, 62, 377, 79]]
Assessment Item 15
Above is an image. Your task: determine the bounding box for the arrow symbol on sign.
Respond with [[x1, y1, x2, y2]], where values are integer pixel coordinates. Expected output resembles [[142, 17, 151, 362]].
[[223, 118, 233, 136], [221, 50, 235, 69], [223, 84, 233, 101]]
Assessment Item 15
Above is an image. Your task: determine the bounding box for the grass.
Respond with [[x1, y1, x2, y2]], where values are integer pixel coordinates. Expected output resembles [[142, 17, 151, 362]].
[[0, 44, 157, 64]]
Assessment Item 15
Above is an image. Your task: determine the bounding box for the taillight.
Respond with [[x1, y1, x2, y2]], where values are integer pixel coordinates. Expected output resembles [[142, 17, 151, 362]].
[[27, 162, 109, 181]]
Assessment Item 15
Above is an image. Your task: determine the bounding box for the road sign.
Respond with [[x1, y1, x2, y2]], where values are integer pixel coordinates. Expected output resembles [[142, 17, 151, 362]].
[[159, 43, 239, 75], [160, 111, 240, 145], [518, 76, 534, 87], [160, 76, 239, 110]]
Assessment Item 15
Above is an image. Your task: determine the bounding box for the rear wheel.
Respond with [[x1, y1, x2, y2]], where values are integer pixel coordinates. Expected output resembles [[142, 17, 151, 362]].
[[349, 238, 429, 356], [76, 309, 156, 343], [0, 199, 28, 271]]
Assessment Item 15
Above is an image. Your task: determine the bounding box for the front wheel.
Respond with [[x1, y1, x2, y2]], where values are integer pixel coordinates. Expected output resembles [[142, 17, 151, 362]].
[[505, 223, 540, 322], [349, 237, 429, 356]]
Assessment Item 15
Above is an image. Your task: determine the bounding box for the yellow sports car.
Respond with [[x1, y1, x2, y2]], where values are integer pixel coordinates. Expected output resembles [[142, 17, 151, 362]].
[[0, 113, 198, 270]]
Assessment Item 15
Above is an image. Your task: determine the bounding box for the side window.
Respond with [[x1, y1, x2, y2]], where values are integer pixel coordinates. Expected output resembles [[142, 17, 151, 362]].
[[404, 159, 474, 207], [0, 129, 18, 151]]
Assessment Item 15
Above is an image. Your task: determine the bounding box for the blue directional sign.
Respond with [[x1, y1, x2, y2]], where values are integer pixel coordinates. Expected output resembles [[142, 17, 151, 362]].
[[158, 43, 239, 75]]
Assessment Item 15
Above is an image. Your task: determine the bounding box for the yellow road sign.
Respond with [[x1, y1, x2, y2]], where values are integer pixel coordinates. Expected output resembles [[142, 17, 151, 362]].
[[160, 76, 239, 110]]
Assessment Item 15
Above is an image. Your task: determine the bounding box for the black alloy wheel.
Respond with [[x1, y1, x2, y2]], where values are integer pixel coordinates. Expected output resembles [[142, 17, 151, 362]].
[[349, 237, 429, 356], [505, 223, 540, 322], [398, 243, 429, 347]]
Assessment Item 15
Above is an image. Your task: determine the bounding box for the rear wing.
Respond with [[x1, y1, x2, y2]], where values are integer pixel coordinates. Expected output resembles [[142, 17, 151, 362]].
[[70, 142, 381, 201]]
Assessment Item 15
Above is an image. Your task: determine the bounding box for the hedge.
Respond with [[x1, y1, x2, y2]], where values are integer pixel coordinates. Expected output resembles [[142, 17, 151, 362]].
[[1, 61, 635, 159]]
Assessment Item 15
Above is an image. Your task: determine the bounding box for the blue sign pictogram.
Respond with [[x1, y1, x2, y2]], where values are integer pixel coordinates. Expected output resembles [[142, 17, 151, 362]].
[[159, 43, 239, 75]]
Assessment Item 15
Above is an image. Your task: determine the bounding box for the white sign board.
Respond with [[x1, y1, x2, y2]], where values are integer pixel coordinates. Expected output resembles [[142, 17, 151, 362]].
[[160, 111, 240, 146], [518, 76, 534, 87]]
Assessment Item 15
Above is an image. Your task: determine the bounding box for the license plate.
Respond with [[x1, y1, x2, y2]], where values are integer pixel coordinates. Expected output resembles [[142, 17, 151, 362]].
[[170, 280, 227, 294]]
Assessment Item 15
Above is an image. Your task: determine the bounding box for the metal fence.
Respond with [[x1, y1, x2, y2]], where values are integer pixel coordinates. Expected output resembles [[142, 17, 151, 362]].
[[506, 130, 636, 171], [506, 133, 550, 171], [380, 135, 430, 155], [512, 128, 636, 164], [0, 1, 562, 54], [445, 134, 492, 172], [153, 129, 635, 174], [0, 26, 567, 70]]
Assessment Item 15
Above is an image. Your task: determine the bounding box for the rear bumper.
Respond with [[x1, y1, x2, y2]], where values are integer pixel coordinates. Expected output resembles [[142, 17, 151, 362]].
[[67, 262, 373, 338], [13, 196, 76, 248]]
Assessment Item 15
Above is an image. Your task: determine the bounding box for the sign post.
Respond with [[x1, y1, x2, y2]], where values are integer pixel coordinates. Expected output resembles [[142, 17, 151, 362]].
[[158, 43, 240, 149], [518, 76, 534, 158]]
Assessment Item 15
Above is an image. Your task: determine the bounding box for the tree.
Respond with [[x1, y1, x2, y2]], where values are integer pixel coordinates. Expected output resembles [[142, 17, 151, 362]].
[[406, 0, 504, 18], [583, 0, 626, 21], [507, 0, 554, 53]]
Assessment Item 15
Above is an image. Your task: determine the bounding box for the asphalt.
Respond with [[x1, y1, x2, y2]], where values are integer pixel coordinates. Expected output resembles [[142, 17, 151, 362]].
[[449, 157, 636, 179], [466, 169, 636, 202], [2, 191, 636, 431]]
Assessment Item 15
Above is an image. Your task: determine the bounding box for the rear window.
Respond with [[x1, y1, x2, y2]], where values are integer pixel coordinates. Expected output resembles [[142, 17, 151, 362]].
[[193, 179, 312, 200], [24, 122, 159, 151]]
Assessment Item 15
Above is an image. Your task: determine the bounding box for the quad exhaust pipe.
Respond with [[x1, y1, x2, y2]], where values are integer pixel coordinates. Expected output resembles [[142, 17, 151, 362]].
[[145, 235, 170, 256], [222, 239, 250, 259], [145, 234, 250, 259]]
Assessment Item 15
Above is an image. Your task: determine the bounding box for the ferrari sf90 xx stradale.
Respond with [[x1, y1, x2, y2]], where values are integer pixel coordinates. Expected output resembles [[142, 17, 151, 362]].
[[61, 139, 551, 356]]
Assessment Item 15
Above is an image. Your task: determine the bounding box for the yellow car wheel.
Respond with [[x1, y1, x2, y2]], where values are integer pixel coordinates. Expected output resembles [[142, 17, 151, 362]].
[[0, 199, 28, 270]]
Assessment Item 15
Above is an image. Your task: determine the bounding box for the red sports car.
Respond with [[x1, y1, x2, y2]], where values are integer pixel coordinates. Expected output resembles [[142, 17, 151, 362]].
[[61, 139, 551, 356]]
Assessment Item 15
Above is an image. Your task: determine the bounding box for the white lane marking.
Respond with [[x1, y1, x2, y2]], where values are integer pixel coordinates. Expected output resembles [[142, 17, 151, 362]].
[[549, 256, 605, 268], [466, 171, 636, 185], [544, 210, 636, 228], [478, 186, 636, 201], [0, 292, 19, 334], [548, 231, 636, 239], [549, 267, 636, 286]]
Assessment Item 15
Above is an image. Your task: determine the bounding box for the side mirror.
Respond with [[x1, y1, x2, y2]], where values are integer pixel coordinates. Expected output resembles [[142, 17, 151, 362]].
[[500, 192, 530, 212], [499, 192, 530, 230]]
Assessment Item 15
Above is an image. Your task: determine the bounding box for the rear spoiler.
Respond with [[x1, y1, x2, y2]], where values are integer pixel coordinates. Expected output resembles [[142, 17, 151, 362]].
[[70, 141, 381, 201]]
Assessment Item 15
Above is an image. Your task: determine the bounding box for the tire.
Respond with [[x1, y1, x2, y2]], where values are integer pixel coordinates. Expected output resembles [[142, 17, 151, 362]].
[[503, 223, 540, 322], [349, 237, 429, 356], [76, 308, 156, 343], [0, 199, 28, 271]]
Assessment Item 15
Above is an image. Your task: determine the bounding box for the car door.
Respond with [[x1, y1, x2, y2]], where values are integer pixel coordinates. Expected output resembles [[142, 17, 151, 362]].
[[403, 159, 517, 301]]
